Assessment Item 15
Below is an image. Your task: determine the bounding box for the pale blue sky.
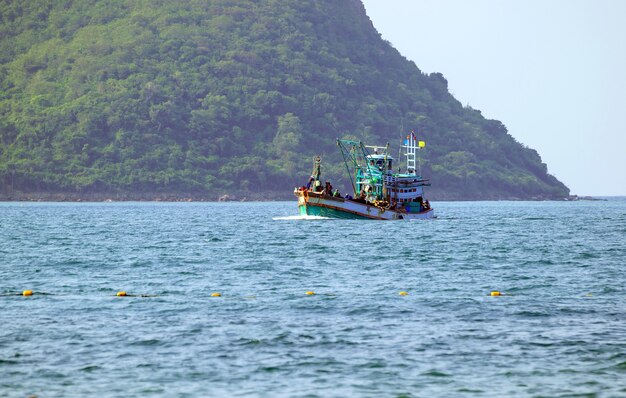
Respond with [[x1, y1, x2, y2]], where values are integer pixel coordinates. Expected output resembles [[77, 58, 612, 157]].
[[361, 0, 626, 196]]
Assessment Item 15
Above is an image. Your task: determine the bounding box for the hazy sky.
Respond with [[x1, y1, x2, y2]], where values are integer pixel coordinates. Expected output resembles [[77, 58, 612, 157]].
[[361, 0, 626, 196]]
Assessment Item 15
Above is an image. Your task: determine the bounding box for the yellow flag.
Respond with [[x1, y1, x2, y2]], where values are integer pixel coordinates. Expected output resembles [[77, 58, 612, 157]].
[[418, 141, 426, 148]]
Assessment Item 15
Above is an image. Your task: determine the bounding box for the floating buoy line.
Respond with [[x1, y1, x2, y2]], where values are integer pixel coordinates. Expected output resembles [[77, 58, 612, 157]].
[[115, 292, 158, 297], [0, 290, 54, 297], [0, 290, 599, 299]]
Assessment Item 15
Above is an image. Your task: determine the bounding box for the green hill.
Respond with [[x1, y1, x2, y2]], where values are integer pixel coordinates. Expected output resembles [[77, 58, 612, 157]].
[[0, 0, 569, 200]]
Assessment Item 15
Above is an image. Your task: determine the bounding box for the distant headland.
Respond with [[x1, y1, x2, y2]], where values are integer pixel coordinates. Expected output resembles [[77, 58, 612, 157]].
[[0, 0, 569, 200]]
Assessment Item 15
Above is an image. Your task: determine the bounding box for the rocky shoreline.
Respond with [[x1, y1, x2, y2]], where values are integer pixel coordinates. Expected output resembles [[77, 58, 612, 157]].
[[0, 191, 293, 202]]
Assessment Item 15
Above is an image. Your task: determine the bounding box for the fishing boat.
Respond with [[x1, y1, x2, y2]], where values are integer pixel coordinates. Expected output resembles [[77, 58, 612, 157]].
[[294, 133, 435, 220]]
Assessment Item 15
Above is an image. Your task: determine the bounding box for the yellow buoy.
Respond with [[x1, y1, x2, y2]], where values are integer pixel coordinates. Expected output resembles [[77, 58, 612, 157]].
[[490, 291, 502, 296], [211, 292, 222, 297], [22, 290, 33, 296], [116, 291, 127, 297], [305, 291, 315, 295], [399, 291, 409, 296]]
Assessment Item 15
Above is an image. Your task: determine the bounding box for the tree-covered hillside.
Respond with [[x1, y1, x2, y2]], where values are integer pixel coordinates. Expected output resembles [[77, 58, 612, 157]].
[[0, 0, 569, 200]]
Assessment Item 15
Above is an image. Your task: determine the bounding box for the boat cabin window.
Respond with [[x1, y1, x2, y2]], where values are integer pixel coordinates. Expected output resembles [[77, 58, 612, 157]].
[[369, 158, 393, 169]]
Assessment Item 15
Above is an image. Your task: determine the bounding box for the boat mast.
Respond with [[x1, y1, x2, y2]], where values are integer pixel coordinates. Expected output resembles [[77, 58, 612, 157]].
[[310, 155, 321, 188], [382, 143, 389, 200], [403, 132, 417, 175], [338, 139, 379, 197], [337, 140, 358, 195], [414, 130, 422, 177]]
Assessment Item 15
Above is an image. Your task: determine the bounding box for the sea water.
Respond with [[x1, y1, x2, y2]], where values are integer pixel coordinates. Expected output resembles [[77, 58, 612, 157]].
[[1, 200, 625, 397]]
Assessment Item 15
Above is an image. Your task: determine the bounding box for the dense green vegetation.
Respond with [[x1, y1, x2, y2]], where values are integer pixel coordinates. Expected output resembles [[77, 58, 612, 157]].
[[0, 0, 568, 200]]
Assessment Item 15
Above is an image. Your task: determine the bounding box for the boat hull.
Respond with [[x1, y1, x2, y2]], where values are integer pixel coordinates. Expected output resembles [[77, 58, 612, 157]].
[[295, 191, 434, 220]]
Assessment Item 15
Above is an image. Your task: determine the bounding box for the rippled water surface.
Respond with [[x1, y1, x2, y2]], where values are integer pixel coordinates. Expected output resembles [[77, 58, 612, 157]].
[[1, 200, 625, 397]]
